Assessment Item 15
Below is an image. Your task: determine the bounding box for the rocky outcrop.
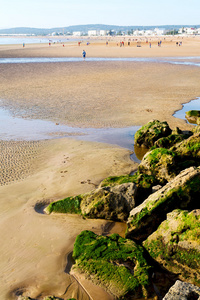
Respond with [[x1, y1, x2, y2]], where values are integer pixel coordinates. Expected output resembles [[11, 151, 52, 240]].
[[46, 183, 138, 222], [163, 280, 200, 300], [134, 120, 172, 148], [143, 209, 200, 285], [80, 183, 137, 221], [171, 133, 200, 160], [186, 110, 200, 124], [138, 148, 177, 185], [126, 167, 200, 241], [72, 230, 153, 299], [155, 133, 189, 149]]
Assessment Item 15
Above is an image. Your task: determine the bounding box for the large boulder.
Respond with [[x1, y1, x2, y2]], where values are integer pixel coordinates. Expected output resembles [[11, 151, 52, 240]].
[[46, 183, 138, 222], [72, 230, 153, 299], [186, 110, 200, 124], [143, 209, 200, 286], [126, 167, 200, 241], [171, 133, 200, 160], [154, 133, 190, 149], [163, 280, 200, 300], [138, 148, 177, 185], [134, 120, 172, 148], [80, 183, 137, 221]]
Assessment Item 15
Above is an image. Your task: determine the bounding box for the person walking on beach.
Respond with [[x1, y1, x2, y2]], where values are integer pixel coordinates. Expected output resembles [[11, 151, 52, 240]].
[[82, 50, 86, 60]]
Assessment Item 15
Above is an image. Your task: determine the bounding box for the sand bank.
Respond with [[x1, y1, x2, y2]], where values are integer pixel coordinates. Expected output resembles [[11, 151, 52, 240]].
[[0, 61, 200, 131]]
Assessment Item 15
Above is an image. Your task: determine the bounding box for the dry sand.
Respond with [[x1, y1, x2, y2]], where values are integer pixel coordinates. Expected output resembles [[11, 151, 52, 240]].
[[0, 36, 200, 299]]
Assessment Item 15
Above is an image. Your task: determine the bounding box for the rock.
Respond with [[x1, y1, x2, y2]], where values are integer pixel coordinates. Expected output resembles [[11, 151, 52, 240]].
[[138, 148, 177, 185], [81, 183, 137, 221], [192, 125, 200, 134], [134, 120, 172, 148], [100, 172, 157, 204], [171, 133, 200, 160], [155, 134, 189, 149], [143, 209, 200, 286], [17, 297, 33, 300], [186, 110, 200, 124], [152, 185, 162, 193], [126, 167, 200, 241], [72, 230, 153, 299], [162, 280, 200, 300]]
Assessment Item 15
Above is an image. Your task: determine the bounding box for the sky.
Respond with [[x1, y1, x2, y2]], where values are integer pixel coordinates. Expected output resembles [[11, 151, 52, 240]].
[[0, 0, 200, 29]]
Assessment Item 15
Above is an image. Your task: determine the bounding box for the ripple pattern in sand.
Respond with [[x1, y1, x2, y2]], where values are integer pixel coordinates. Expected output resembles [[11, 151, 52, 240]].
[[0, 140, 46, 186]]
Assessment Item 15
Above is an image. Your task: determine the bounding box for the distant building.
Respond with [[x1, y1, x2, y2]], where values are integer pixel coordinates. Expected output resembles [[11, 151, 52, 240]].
[[99, 30, 107, 36], [154, 28, 167, 35], [145, 30, 154, 36], [184, 27, 197, 35], [133, 30, 145, 36], [73, 31, 81, 36], [88, 30, 99, 36]]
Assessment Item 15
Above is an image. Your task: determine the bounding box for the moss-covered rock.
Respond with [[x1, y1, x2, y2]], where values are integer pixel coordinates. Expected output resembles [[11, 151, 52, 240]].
[[171, 133, 200, 160], [134, 120, 172, 148], [126, 167, 200, 242], [154, 134, 190, 149], [192, 125, 200, 134], [138, 148, 177, 185], [80, 183, 137, 221], [143, 209, 200, 286], [45, 183, 138, 222], [45, 195, 82, 214], [186, 110, 200, 124], [100, 172, 158, 204], [72, 230, 153, 299]]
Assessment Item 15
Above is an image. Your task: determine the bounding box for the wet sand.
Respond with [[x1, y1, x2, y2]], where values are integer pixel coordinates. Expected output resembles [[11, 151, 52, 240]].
[[1, 61, 200, 131], [0, 36, 200, 299], [0, 138, 136, 300]]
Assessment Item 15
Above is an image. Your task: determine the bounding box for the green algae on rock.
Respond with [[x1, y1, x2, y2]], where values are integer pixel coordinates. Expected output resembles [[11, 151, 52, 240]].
[[72, 230, 153, 299], [171, 132, 200, 160], [45, 195, 82, 214], [126, 166, 200, 241], [100, 172, 157, 204], [134, 120, 172, 148], [80, 183, 136, 221], [186, 110, 200, 124], [154, 133, 190, 149], [45, 183, 138, 221], [138, 148, 177, 185], [143, 209, 200, 286]]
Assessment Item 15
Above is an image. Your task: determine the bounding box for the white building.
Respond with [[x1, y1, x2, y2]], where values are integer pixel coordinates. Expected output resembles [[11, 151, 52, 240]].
[[133, 30, 145, 36], [99, 30, 107, 36], [154, 28, 167, 35], [184, 27, 196, 35], [145, 30, 155, 36], [88, 30, 99, 36], [73, 31, 81, 36]]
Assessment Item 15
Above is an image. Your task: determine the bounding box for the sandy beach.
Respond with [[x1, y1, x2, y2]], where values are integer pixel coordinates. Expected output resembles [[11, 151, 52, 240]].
[[0, 36, 200, 299]]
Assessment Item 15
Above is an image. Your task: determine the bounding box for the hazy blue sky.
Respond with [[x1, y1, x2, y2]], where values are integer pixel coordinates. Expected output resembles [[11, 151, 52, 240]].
[[1, 0, 200, 29]]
